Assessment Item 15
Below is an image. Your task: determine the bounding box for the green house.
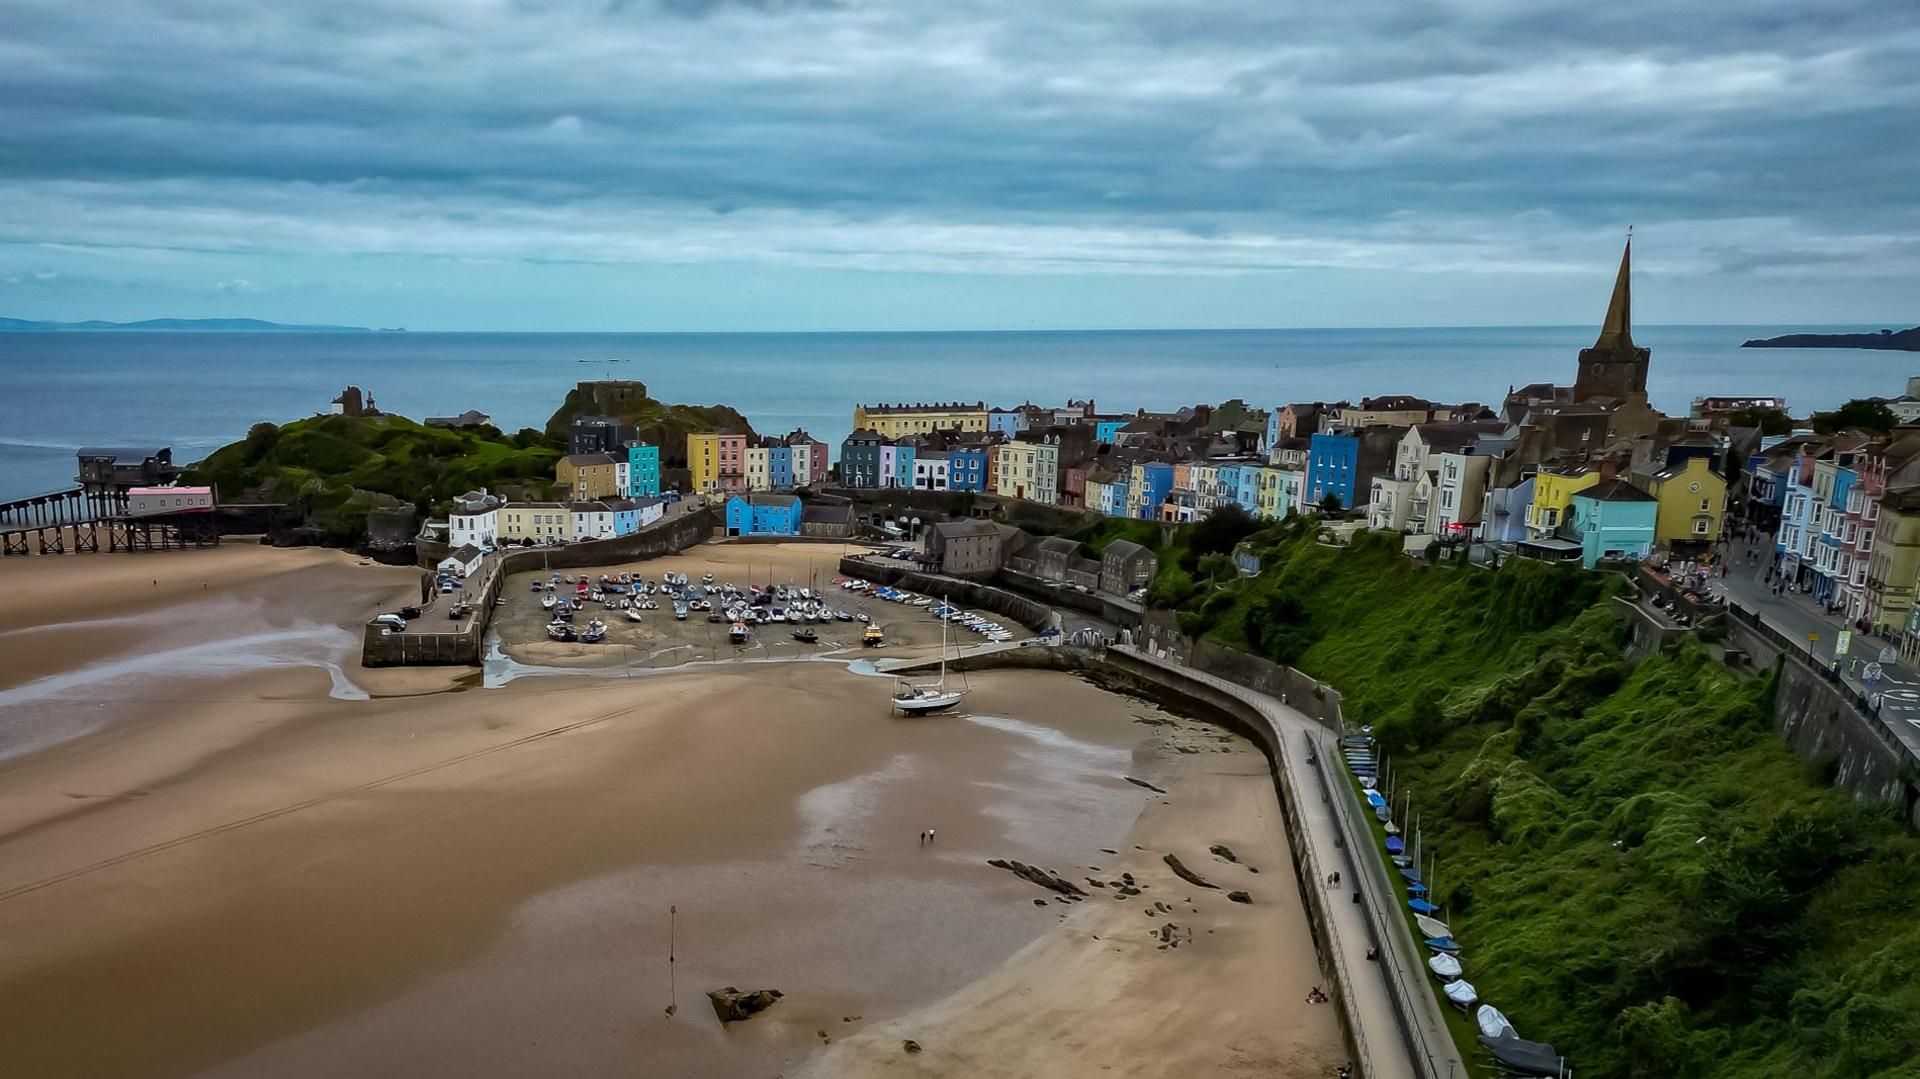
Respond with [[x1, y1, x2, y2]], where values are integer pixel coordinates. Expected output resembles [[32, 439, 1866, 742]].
[[1566, 479, 1658, 568]]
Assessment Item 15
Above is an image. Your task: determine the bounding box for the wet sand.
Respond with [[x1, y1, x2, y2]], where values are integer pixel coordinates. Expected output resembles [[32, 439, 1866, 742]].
[[0, 545, 1340, 1078]]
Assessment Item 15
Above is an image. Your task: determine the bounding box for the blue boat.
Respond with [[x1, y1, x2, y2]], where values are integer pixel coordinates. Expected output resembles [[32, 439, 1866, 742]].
[[1365, 791, 1387, 810], [1406, 882, 1428, 896], [1385, 836, 1405, 855], [1425, 936, 1461, 954], [1408, 898, 1440, 915], [1400, 867, 1423, 885]]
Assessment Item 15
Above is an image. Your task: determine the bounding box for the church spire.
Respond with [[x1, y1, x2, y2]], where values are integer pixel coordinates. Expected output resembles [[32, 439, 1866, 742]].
[[1594, 231, 1633, 351]]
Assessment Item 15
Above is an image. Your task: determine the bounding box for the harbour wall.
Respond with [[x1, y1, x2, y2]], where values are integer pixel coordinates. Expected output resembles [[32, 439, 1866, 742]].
[[837, 556, 1059, 633], [366, 509, 715, 667]]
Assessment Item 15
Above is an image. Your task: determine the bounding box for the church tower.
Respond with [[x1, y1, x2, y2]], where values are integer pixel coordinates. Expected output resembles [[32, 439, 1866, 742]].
[[1572, 237, 1650, 401]]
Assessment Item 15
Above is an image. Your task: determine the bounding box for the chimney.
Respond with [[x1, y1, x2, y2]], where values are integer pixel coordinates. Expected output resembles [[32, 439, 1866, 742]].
[[1597, 458, 1618, 481]]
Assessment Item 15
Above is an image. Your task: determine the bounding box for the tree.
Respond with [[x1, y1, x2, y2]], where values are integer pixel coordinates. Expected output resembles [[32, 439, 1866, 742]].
[[1188, 503, 1259, 557], [1810, 398, 1896, 435], [1726, 407, 1793, 436], [1318, 492, 1344, 515]]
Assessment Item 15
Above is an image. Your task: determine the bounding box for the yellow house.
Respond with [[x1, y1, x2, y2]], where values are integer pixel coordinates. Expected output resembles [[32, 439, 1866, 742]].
[[994, 441, 1058, 504], [1870, 491, 1920, 637], [853, 401, 990, 439], [1629, 455, 1726, 545], [557, 452, 621, 501], [499, 502, 571, 542], [1526, 466, 1599, 537]]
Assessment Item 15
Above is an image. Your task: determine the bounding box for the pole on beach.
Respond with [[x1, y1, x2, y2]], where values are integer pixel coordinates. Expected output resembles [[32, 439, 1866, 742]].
[[666, 904, 678, 1017]]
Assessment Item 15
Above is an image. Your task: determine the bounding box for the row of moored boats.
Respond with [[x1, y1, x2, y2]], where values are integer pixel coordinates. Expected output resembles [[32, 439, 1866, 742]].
[[1344, 732, 1570, 1078], [837, 578, 1016, 642]]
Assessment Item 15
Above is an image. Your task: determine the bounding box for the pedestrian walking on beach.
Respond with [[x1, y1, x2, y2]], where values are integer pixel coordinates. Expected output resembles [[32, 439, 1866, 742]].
[[927, 827, 936, 845], [1333, 871, 1341, 887], [919, 829, 927, 846]]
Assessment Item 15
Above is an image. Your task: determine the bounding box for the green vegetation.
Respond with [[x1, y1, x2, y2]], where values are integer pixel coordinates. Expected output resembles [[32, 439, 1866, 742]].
[[188, 415, 561, 544], [1727, 406, 1795, 436], [1810, 398, 1897, 436], [542, 385, 755, 467], [1158, 523, 1920, 1077]]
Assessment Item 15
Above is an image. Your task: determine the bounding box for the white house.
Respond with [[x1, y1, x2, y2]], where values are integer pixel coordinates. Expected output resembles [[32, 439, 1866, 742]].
[[569, 500, 617, 541], [633, 496, 667, 528], [913, 451, 951, 491], [449, 489, 503, 549], [127, 486, 215, 516], [438, 543, 484, 578]]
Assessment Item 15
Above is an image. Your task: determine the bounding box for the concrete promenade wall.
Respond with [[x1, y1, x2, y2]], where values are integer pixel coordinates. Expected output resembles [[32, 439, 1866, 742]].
[[888, 643, 1458, 1079], [367, 509, 715, 667], [838, 556, 1058, 633], [996, 567, 1145, 628]]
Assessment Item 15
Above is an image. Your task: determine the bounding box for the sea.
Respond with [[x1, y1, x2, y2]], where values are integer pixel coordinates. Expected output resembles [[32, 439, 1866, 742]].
[[0, 325, 1906, 504]]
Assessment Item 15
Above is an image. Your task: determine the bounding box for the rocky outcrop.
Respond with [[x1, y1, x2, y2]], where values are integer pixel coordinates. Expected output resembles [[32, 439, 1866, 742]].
[[1742, 327, 1920, 351], [1163, 853, 1217, 889], [989, 858, 1088, 898], [707, 986, 783, 1023]]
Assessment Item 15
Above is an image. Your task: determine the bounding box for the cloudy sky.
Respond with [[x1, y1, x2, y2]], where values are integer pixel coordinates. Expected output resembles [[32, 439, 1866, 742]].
[[2, 0, 1916, 330]]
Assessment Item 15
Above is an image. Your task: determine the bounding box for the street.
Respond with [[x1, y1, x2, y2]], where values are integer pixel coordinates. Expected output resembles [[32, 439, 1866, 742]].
[[1718, 532, 1920, 761]]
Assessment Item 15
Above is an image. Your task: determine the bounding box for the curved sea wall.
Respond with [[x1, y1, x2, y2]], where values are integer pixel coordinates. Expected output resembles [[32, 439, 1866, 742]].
[[838, 556, 1058, 633]]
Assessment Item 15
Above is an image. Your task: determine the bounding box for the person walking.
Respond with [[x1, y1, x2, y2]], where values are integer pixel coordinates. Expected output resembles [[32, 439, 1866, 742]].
[[926, 827, 935, 845]]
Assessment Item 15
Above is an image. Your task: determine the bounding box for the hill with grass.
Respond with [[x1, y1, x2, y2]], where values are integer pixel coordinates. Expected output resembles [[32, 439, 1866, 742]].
[[542, 382, 756, 468], [187, 415, 560, 545], [1153, 520, 1920, 1077]]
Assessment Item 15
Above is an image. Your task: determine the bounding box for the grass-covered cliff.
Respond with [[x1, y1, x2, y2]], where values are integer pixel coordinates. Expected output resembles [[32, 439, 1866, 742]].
[[1159, 522, 1920, 1078], [187, 415, 560, 544]]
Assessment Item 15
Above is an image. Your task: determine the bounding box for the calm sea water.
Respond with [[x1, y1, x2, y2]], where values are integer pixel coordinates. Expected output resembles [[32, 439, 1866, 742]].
[[0, 325, 1906, 503]]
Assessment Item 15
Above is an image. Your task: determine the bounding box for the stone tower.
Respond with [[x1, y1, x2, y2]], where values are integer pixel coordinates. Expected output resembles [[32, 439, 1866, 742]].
[[1572, 238, 1650, 401]]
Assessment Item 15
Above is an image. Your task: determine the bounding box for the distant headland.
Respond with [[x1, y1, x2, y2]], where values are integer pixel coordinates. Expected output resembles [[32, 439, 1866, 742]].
[[0, 316, 386, 333], [1742, 326, 1919, 351]]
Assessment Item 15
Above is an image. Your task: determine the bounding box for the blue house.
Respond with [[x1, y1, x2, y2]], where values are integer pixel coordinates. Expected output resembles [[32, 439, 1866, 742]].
[[1481, 475, 1535, 544], [1307, 432, 1360, 510], [1234, 465, 1261, 513], [949, 445, 989, 492], [1133, 462, 1175, 519], [767, 444, 794, 489], [626, 443, 661, 497], [1566, 480, 1658, 568], [989, 407, 1029, 437], [725, 493, 802, 536], [1095, 419, 1126, 446], [892, 441, 918, 490]]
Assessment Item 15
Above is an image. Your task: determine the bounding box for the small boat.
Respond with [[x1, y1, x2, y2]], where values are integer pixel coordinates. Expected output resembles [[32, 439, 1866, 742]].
[[1390, 855, 1413, 868], [546, 622, 576, 642], [1400, 867, 1423, 885], [1428, 953, 1462, 980], [529, 581, 545, 593], [626, 609, 643, 623], [729, 622, 749, 644], [542, 594, 557, 610], [1442, 980, 1478, 1010], [673, 602, 689, 620], [1424, 936, 1461, 955], [1408, 898, 1440, 916], [791, 627, 818, 643], [835, 609, 852, 621], [862, 624, 885, 647], [1383, 822, 1401, 836], [1476, 1005, 1516, 1041], [1415, 914, 1452, 940], [1477, 1034, 1565, 1078], [1365, 791, 1386, 810], [579, 620, 607, 644]]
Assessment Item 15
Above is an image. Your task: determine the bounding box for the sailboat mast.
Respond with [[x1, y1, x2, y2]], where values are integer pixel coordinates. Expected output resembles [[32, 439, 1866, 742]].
[[938, 595, 949, 686]]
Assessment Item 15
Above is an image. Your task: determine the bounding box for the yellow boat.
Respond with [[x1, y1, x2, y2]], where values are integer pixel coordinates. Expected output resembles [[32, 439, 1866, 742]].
[[862, 624, 885, 647]]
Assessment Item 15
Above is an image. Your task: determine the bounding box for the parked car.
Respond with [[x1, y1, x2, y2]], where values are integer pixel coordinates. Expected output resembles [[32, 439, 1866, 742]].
[[372, 613, 408, 630], [398, 605, 423, 620]]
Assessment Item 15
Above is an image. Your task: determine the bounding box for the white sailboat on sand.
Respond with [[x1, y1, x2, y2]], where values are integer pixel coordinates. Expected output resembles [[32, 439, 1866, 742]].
[[892, 596, 968, 715]]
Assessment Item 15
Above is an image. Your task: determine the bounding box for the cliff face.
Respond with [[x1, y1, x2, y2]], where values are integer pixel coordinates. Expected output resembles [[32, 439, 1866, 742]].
[[543, 380, 758, 467], [1742, 326, 1920, 351]]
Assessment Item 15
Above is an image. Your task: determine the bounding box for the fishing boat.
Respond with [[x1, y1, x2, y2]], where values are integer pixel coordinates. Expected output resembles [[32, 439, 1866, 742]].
[[862, 624, 885, 647], [729, 622, 749, 644], [792, 627, 818, 643], [1428, 953, 1462, 980], [891, 600, 967, 715], [1476, 1005, 1516, 1040], [1442, 979, 1478, 1010]]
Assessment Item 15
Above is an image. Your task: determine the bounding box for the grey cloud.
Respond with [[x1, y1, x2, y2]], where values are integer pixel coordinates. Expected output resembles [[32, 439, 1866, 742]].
[[0, 0, 1915, 288]]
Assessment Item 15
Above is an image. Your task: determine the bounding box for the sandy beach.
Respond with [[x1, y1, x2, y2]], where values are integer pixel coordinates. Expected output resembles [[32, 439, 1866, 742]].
[[0, 544, 1341, 1078]]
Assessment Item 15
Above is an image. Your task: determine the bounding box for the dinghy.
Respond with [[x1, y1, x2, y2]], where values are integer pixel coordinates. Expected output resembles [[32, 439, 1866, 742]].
[[1415, 914, 1451, 939], [1475, 1005, 1516, 1040], [1385, 836, 1405, 855], [1428, 953, 1462, 980], [1477, 1034, 1565, 1077], [1408, 898, 1440, 915], [1442, 979, 1478, 1010]]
